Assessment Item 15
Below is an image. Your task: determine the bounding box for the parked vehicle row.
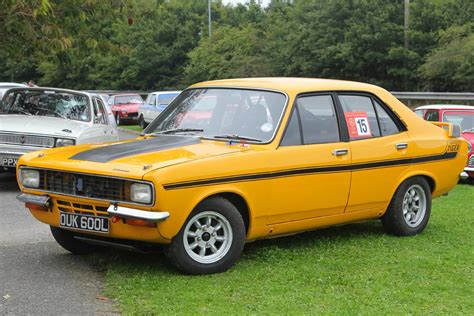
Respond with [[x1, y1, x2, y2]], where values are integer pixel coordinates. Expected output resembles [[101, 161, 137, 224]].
[[414, 105, 474, 179], [14, 78, 470, 275]]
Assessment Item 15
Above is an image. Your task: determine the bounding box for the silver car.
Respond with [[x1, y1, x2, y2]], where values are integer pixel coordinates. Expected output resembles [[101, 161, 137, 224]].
[[138, 91, 181, 128], [0, 87, 119, 171]]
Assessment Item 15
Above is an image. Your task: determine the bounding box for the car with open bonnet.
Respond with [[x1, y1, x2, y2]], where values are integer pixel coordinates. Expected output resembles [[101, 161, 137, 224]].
[[0, 87, 118, 172], [16, 78, 469, 274]]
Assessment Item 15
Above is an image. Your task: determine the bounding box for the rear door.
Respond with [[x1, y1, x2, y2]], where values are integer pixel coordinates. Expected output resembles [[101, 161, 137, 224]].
[[337, 93, 411, 213]]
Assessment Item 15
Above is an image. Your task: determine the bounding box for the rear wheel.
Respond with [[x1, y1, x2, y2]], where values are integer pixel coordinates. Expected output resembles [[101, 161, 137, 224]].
[[166, 197, 245, 275], [139, 114, 148, 129], [382, 177, 432, 236], [50, 226, 97, 255]]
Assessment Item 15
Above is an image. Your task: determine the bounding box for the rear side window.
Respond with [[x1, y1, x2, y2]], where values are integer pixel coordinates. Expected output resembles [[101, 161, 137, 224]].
[[339, 95, 381, 140], [373, 100, 401, 136]]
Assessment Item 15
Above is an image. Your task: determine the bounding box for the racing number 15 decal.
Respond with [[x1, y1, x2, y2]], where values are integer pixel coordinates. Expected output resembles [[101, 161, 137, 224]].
[[344, 112, 371, 138]]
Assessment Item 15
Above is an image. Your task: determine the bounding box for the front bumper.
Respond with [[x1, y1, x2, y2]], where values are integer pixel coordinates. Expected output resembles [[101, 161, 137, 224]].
[[17, 193, 171, 243], [0, 144, 46, 169]]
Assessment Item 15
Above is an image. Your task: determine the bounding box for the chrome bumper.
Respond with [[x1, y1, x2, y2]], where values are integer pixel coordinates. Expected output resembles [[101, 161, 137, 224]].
[[464, 167, 474, 172], [17, 193, 51, 207], [107, 205, 169, 222]]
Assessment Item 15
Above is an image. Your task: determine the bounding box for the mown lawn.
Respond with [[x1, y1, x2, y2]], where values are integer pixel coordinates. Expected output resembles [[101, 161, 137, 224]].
[[119, 125, 143, 132], [99, 184, 473, 314]]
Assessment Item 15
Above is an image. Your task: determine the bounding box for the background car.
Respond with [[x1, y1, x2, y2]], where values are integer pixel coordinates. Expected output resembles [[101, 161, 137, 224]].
[[415, 104, 474, 179], [108, 93, 144, 125], [0, 87, 119, 172], [0, 82, 27, 99], [138, 91, 181, 128]]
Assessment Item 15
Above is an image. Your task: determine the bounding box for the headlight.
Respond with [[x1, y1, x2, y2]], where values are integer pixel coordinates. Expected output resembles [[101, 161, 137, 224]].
[[130, 183, 152, 204], [468, 142, 472, 153], [56, 138, 75, 147], [19, 169, 40, 188]]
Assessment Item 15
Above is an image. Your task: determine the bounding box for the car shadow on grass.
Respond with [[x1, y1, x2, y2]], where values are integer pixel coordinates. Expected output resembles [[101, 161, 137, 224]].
[[87, 220, 387, 276]]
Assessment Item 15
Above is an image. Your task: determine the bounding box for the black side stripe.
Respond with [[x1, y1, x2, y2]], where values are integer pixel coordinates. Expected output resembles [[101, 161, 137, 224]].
[[162, 151, 457, 190]]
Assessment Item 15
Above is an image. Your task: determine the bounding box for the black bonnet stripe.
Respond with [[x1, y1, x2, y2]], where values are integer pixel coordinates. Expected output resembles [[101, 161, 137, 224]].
[[70, 136, 200, 163], [163, 151, 457, 190]]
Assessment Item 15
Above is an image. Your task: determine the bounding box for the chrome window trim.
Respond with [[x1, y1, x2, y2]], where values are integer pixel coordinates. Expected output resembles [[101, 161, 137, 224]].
[[18, 166, 156, 207], [145, 86, 290, 145]]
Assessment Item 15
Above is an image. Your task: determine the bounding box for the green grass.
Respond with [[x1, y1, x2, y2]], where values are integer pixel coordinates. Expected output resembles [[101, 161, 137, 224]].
[[98, 184, 474, 315], [119, 125, 143, 132]]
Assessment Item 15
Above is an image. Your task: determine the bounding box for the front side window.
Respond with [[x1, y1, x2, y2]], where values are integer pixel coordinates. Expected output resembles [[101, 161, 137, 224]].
[[93, 98, 108, 125], [149, 94, 156, 105], [0, 89, 91, 122], [298, 95, 340, 144], [145, 88, 287, 143], [339, 95, 381, 140]]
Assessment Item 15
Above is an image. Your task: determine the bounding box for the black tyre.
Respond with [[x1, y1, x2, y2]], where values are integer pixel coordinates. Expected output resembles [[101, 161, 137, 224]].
[[139, 114, 148, 129], [115, 113, 121, 125], [166, 197, 246, 275], [50, 226, 97, 255], [382, 176, 432, 236]]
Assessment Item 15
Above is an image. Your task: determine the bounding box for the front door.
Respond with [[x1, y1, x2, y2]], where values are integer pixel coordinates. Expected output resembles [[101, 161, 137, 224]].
[[266, 93, 351, 224]]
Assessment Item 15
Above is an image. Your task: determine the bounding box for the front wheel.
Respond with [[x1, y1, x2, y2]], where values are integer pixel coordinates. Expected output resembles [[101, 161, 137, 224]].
[[166, 197, 245, 275], [382, 176, 432, 236], [115, 113, 121, 126], [50, 226, 97, 255], [139, 114, 148, 129]]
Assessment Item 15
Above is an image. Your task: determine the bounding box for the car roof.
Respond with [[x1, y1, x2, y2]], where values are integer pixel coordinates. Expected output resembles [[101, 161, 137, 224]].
[[150, 91, 181, 95], [2, 86, 90, 97], [414, 104, 474, 110], [0, 82, 27, 87], [191, 77, 383, 94]]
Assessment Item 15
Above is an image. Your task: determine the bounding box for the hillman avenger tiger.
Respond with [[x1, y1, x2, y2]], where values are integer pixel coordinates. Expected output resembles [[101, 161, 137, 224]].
[[16, 78, 469, 274]]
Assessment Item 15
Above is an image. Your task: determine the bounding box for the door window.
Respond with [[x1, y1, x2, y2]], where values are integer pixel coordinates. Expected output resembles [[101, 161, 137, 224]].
[[281, 95, 339, 146], [339, 95, 381, 140], [425, 110, 440, 122], [93, 98, 108, 125], [149, 94, 156, 106]]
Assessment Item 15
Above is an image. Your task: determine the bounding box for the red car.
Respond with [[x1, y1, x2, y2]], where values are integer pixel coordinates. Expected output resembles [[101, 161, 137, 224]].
[[108, 93, 144, 125], [415, 105, 474, 179]]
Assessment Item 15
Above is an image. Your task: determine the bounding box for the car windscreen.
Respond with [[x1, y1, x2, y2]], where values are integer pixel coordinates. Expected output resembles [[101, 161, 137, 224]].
[[443, 111, 474, 132], [114, 95, 143, 104], [145, 88, 287, 143], [0, 89, 91, 122]]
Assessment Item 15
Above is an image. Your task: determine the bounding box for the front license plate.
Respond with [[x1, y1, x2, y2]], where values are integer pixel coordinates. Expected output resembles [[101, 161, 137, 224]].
[[0, 155, 18, 167], [59, 212, 109, 234]]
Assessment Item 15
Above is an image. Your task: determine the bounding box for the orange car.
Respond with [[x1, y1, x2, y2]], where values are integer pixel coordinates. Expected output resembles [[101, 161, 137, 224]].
[[17, 78, 468, 274]]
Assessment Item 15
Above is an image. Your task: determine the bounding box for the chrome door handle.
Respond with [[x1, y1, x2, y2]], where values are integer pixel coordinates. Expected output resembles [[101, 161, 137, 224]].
[[396, 143, 408, 150], [332, 149, 349, 156]]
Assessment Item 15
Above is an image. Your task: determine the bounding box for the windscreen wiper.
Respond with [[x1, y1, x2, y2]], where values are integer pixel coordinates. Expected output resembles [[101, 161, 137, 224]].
[[7, 109, 32, 116], [212, 134, 262, 142], [152, 128, 204, 135]]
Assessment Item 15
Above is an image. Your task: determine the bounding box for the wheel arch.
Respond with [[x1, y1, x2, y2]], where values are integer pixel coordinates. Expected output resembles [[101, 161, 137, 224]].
[[198, 191, 251, 234]]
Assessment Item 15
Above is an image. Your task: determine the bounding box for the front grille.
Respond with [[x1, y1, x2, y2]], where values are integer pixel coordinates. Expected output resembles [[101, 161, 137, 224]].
[[55, 199, 109, 216], [469, 155, 474, 167], [127, 113, 138, 118], [0, 133, 54, 148], [35, 169, 149, 204]]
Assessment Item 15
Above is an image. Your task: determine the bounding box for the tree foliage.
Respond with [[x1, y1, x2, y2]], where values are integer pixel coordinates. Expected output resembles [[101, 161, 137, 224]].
[[0, 0, 472, 92]]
